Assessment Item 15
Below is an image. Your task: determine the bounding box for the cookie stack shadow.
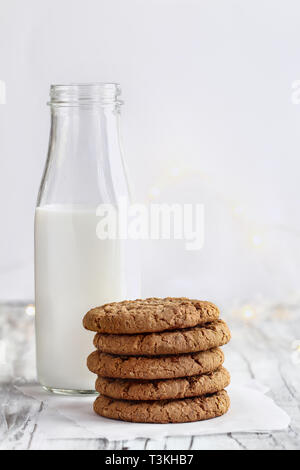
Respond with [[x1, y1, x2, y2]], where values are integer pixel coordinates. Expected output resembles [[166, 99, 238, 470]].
[[83, 298, 231, 424]]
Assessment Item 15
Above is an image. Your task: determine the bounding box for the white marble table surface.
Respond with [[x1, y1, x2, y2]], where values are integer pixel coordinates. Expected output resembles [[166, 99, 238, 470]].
[[0, 301, 299, 450]]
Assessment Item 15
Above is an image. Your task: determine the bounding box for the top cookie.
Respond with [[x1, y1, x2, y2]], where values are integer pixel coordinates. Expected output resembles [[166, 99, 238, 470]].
[[83, 297, 220, 334]]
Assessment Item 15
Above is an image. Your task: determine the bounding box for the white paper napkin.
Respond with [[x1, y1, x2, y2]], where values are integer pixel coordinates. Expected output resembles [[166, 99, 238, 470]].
[[17, 381, 290, 441]]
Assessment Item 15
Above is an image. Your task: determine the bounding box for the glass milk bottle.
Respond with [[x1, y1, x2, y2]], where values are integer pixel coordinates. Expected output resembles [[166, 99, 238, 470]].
[[35, 83, 139, 394]]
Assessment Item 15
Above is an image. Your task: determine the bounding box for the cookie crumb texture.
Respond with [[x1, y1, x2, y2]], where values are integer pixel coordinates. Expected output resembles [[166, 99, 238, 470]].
[[83, 297, 220, 334], [94, 390, 230, 423], [95, 367, 230, 401], [94, 320, 231, 356], [87, 348, 224, 379]]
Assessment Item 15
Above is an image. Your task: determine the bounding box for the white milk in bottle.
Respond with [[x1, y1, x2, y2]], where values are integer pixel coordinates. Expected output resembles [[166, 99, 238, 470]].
[[35, 84, 139, 394]]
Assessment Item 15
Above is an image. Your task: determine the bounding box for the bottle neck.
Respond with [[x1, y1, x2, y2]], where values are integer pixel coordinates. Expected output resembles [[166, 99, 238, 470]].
[[37, 85, 129, 207]]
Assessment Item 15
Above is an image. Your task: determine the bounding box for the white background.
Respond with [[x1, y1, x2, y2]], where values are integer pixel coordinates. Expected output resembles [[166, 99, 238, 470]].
[[0, 0, 300, 308]]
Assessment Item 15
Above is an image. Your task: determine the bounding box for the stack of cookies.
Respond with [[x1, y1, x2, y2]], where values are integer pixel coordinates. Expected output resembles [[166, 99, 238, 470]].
[[83, 297, 231, 424]]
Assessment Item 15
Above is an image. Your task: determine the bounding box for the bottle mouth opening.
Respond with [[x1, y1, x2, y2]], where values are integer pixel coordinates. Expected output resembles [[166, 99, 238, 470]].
[[49, 83, 122, 106]]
